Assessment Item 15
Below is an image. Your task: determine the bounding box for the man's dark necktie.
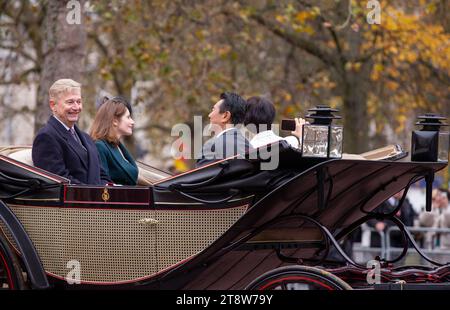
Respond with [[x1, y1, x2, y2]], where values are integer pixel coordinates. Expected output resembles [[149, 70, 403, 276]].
[[70, 128, 87, 151]]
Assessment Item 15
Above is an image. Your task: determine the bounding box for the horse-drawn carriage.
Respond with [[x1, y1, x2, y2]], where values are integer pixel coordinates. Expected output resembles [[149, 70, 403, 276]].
[[0, 114, 449, 290]]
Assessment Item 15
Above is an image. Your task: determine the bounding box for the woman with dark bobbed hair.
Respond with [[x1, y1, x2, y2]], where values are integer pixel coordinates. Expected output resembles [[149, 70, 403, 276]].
[[90, 97, 138, 185], [244, 96, 305, 148]]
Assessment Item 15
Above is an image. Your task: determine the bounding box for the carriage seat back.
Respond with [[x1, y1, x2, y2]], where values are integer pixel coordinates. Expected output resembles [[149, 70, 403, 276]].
[[1, 146, 168, 186], [6, 148, 34, 166]]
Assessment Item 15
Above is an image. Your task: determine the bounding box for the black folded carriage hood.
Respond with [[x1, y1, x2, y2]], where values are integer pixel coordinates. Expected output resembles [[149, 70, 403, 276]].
[[150, 149, 446, 289]]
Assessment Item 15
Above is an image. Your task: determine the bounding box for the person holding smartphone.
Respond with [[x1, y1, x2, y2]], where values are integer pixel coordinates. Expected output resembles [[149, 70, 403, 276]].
[[244, 96, 306, 148]]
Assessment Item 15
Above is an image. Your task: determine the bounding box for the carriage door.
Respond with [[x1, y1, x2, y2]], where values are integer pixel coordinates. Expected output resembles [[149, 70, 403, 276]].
[[61, 185, 158, 283]]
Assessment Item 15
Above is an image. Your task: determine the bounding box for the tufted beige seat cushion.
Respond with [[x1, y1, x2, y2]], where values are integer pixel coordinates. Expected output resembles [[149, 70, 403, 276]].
[[3, 147, 34, 166], [136, 162, 171, 185]]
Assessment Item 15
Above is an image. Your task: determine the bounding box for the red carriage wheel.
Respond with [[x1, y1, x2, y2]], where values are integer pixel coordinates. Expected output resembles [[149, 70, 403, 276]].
[[245, 266, 352, 290], [0, 232, 26, 290]]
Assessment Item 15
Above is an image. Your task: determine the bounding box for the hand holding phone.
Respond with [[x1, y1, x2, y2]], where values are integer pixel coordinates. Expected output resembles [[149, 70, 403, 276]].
[[281, 119, 296, 131], [292, 118, 307, 139], [281, 118, 308, 141]]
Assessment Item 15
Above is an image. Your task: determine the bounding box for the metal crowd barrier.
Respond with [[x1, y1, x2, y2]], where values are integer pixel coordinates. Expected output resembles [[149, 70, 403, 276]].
[[385, 226, 450, 262], [352, 226, 450, 265], [352, 227, 385, 263]]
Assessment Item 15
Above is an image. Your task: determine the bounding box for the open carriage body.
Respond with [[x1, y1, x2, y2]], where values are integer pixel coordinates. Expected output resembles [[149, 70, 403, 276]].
[[0, 142, 448, 290]]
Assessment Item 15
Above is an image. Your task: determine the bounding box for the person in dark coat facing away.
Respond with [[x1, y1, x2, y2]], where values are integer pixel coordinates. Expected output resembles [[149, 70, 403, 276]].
[[90, 97, 138, 185], [32, 79, 110, 185], [196, 92, 251, 167]]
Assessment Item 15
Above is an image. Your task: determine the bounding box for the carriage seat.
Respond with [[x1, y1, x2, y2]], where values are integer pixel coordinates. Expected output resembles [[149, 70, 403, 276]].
[[0, 146, 168, 185], [0, 143, 405, 187], [6, 148, 34, 166]]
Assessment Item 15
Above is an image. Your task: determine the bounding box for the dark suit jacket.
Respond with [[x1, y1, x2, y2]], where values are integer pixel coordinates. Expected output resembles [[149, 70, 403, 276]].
[[32, 116, 110, 185], [196, 128, 251, 167], [95, 140, 138, 185]]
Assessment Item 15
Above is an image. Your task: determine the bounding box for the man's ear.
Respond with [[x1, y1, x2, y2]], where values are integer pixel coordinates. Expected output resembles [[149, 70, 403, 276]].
[[222, 111, 231, 124], [49, 100, 56, 112]]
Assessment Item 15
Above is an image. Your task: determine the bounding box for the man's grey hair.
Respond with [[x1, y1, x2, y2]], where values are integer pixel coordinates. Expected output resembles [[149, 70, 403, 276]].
[[49, 79, 81, 101]]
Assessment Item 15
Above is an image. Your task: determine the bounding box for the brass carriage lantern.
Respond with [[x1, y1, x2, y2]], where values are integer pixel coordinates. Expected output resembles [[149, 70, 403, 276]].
[[302, 106, 343, 159], [411, 114, 449, 162]]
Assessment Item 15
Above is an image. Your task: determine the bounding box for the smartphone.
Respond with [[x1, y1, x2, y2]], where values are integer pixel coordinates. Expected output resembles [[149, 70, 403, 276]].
[[281, 119, 296, 131]]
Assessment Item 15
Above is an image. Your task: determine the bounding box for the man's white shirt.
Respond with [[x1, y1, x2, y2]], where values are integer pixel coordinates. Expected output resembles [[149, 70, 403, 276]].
[[250, 130, 299, 149]]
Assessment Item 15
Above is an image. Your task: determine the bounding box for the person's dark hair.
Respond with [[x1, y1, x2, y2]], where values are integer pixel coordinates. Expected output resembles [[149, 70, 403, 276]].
[[218, 92, 246, 124], [97, 95, 132, 116], [244, 96, 276, 133], [109, 96, 133, 116], [90, 96, 133, 145]]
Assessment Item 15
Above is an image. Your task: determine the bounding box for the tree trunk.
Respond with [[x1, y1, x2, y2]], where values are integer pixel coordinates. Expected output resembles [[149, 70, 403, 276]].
[[340, 68, 370, 154], [35, 0, 87, 133]]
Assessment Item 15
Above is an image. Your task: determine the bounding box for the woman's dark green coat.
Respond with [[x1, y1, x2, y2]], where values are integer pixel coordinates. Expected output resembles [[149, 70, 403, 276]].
[[95, 140, 138, 185]]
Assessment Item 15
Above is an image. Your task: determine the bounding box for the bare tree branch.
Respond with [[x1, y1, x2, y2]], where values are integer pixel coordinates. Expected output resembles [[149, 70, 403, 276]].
[[247, 13, 338, 68], [0, 43, 37, 63], [88, 32, 125, 95], [418, 58, 450, 84]]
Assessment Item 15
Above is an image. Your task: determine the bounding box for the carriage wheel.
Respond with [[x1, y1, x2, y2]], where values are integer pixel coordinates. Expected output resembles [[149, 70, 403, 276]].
[[0, 232, 25, 290], [245, 266, 352, 290]]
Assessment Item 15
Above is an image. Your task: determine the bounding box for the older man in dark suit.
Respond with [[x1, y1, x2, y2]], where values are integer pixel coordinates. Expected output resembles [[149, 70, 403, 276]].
[[196, 92, 251, 167], [32, 79, 110, 185]]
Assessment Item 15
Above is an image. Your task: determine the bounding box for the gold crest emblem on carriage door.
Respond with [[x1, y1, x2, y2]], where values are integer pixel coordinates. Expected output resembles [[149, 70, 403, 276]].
[[102, 188, 110, 202]]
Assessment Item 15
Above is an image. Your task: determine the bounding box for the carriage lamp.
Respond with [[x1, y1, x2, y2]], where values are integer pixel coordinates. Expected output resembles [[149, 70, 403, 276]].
[[411, 114, 449, 162], [301, 106, 343, 158]]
